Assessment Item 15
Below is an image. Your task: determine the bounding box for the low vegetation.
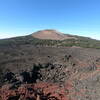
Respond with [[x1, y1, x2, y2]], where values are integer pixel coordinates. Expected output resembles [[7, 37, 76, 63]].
[[0, 35, 100, 49]]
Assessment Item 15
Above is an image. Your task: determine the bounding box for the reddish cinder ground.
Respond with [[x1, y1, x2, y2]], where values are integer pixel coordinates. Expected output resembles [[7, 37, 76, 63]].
[[0, 82, 69, 100]]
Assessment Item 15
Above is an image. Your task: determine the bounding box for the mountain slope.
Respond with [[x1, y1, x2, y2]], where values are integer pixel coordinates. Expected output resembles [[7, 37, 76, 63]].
[[0, 29, 100, 49]]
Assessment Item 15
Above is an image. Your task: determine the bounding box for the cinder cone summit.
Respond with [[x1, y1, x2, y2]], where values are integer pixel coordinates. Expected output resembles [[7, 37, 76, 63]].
[[32, 29, 76, 40]]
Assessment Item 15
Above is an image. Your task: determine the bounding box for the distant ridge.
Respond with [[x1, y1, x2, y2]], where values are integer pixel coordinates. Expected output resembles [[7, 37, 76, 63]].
[[32, 29, 76, 40], [0, 29, 100, 49]]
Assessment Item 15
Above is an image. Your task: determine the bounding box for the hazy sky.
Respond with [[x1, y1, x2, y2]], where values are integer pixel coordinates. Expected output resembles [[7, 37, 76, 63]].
[[0, 0, 100, 40]]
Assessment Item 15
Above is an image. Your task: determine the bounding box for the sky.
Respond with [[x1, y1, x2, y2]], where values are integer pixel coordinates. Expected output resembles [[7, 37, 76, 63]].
[[0, 0, 100, 40]]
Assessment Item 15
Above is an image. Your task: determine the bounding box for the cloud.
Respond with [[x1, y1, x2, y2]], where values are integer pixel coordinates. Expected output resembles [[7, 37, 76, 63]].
[[85, 33, 100, 40], [0, 33, 29, 39], [0, 33, 17, 39]]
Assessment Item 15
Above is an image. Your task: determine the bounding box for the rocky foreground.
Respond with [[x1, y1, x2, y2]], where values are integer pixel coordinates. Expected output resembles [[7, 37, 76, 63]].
[[0, 46, 100, 100], [0, 82, 68, 100]]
